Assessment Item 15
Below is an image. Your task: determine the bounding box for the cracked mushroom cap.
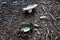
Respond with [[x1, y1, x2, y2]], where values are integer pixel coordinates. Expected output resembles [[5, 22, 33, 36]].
[[23, 4, 38, 11]]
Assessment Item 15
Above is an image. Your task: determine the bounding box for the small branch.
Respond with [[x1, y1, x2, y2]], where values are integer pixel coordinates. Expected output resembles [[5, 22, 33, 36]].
[[7, 15, 14, 27]]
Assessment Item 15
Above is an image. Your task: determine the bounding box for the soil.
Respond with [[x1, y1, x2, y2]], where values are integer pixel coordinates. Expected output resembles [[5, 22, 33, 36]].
[[0, 0, 60, 40]]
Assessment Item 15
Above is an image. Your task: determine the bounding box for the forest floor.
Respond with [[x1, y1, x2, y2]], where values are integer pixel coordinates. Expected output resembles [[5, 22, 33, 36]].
[[0, 0, 60, 40]]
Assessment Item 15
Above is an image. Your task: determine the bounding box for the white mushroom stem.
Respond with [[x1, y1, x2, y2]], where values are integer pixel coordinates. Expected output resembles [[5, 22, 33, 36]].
[[28, 9, 32, 13]]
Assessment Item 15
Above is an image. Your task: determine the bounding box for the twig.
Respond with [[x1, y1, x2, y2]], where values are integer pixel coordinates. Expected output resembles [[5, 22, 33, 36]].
[[49, 13, 57, 21], [46, 28, 49, 40], [7, 15, 14, 27], [51, 33, 53, 40], [46, 33, 48, 40], [56, 17, 60, 20]]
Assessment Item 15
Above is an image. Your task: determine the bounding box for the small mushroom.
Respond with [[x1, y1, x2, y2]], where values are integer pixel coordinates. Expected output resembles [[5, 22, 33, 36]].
[[23, 4, 38, 13], [40, 16, 47, 19], [21, 27, 31, 32]]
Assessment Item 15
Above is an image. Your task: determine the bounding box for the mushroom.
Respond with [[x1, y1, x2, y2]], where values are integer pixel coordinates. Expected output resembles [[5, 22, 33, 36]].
[[40, 16, 47, 19], [21, 27, 31, 32], [23, 4, 38, 13]]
